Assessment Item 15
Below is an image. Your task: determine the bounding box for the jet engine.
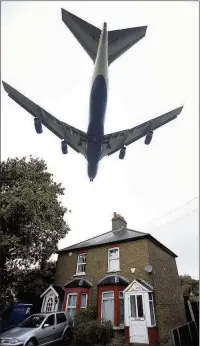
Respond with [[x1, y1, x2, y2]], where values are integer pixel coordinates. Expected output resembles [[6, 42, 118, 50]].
[[145, 130, 153, 145], [61, 140, 68, 154], [119, 147, 126, 159], [34, 117, 42, 134]]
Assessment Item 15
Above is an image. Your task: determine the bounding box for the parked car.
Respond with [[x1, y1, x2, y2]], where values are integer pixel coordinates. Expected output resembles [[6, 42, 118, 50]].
[[0, 312, 73, 346], [0, 304, 33, 333]]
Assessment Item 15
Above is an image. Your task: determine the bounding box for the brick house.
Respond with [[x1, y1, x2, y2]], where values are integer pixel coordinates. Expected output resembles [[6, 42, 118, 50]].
[[40, 213, 186, 345]]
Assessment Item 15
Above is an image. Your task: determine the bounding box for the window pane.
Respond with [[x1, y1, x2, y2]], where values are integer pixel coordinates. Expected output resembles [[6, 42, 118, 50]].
[[137, 295, 144, 318], [45, 315, 55, 326], [119, 298, 124, 325], [103, 292, 114, 299], [67, 308, 76, 320], [119, 291, 123, 299], [109, 259, 119, 271], [148, 292, 153, 300], [78, 254, 87, 263], [77, 263, 86, 273], [130, 295, 136, 318], [46, 297, 54, 312], [68, 294, 77, 307], [149, 301, 155, 325], [56, 313, 66, 324], [109, 249, 119, 259], [102, 299, 114, 323], [81, 294, 87, 308]]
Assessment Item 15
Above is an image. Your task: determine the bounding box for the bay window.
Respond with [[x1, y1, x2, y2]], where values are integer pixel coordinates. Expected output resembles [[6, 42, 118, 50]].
[[66, 293, 77, 319], [80, 293, 87, 309], [119, 291, 124, 325]]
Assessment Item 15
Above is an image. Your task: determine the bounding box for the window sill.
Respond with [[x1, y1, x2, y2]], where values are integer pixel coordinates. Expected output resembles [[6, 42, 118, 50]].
[[106, 270, 121, 274], [73, 273, 86, 277], [113, 326, 125, 330]]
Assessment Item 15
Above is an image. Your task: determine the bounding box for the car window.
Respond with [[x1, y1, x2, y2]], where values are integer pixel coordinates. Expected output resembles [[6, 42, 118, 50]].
[[45, 314, 55, 326], [19, 315, 45, 328], [56, 313, 67, 324]]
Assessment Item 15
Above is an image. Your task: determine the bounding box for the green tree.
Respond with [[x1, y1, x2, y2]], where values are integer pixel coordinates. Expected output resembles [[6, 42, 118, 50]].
[[16, 261, 57, 305], [179, 274, 199, 296], [0, 157, 70, 302]]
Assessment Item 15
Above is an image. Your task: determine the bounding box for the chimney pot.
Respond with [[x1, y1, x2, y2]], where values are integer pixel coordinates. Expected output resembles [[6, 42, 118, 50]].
[[112, 212, 127, 231]]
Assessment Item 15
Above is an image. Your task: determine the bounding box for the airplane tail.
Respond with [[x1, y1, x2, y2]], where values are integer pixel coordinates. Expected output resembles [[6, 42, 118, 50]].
[[61, 8, 147, 65]]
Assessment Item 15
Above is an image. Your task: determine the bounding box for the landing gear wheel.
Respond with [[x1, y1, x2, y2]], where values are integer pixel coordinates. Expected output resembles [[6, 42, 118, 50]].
[[62, 328, 72, 345]]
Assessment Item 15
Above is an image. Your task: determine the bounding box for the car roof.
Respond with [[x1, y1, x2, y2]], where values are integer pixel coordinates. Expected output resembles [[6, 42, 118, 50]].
[[31, 312, 67, 316]]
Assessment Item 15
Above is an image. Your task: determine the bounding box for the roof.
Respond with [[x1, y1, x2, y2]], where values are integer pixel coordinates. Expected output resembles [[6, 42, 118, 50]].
[[57, 227, 177, 258], [64, 278, 92, 288], [52, 285, 65, 296], [137, 279, 153, 291], [57, 228, 148, 252], [97, 274, 129, 286]]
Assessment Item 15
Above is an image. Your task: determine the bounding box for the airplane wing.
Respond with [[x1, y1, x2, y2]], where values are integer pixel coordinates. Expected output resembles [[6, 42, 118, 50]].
[[100, 107, 183, 158], [2, 81, 88, 157]]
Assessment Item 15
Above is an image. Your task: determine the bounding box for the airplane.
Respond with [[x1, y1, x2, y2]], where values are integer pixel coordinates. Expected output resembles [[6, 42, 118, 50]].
[[2, 8, 183, 181]]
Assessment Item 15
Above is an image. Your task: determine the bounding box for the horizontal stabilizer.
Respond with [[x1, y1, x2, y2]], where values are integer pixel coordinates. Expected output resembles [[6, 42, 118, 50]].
[[61, 8, 147, 65], [62, 8, 101, 62], [108, 26, 147, 65]]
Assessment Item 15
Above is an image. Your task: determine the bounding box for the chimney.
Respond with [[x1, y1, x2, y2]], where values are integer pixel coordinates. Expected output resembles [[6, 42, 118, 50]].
[[112, 212, 127, 231]]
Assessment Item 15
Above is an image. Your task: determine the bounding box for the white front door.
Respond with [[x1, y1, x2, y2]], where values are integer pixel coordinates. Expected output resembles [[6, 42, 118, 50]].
[[129, 293, 148, 344]]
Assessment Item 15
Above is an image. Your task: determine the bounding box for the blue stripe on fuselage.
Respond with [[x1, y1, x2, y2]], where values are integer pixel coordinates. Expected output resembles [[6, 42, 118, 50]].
[[87, 75, 107, 166]]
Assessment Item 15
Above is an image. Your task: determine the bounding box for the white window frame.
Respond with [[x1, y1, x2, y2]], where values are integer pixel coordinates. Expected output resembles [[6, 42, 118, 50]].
[[76, 253, 87, 275], [66, 293, 77, 317], [46, 297, 54, 312], [148, 292, 156, 326], [80, 293, 88, 309], [108, 247, 120, 272], [101, 291, 114, 323], [119, 291, 124, 326]]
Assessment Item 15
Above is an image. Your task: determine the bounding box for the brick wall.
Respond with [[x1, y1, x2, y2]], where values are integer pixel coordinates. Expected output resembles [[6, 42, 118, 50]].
[[148, 240, 186, 344], [55, 238, 153, 304]]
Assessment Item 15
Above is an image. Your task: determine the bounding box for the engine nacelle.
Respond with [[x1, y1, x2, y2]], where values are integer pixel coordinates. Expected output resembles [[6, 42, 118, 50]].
[[145, 130, 153, 145], [34, 117, 42, 134], [119, 147, 126, 159], [61, 140, 68, 154]]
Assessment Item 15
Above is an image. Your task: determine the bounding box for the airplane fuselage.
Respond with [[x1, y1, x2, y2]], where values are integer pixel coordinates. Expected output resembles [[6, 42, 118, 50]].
[[86, 23, 108, 181]]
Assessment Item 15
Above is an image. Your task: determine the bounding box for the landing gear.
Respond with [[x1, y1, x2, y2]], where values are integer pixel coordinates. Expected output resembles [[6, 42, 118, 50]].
[[90, 179, 93, 182]]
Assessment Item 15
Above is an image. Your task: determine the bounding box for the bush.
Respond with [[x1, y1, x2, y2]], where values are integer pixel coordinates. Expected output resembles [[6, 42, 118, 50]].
[[74, 306, 97, 326], [73, 307, 113, 345]]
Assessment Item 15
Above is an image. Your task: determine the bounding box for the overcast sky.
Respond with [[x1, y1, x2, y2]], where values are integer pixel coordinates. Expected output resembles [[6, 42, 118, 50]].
[[1, 1, 199, 279]]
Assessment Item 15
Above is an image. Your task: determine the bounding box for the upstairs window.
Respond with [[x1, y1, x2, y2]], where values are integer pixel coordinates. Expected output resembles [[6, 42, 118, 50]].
[[76, 253, 87, 274], [108, 248, 120, 272]]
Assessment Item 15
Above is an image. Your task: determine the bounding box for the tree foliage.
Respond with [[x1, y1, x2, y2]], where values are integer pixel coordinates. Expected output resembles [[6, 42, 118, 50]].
[[179, 274, 199, 296], [0, 157, 70, 302]]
